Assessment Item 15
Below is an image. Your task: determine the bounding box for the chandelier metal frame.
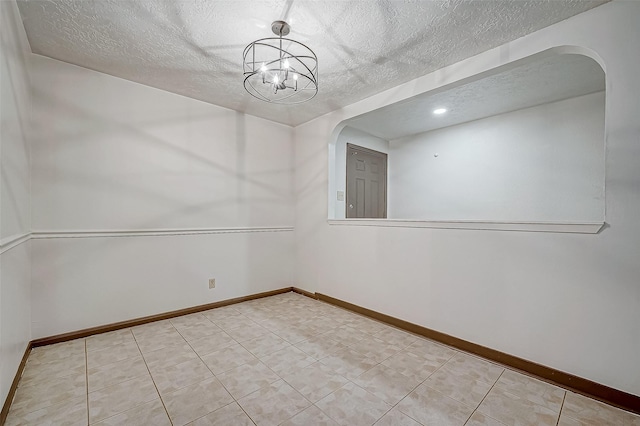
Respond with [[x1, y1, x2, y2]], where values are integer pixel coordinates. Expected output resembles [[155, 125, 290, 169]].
[[243, 21, 318, 104]]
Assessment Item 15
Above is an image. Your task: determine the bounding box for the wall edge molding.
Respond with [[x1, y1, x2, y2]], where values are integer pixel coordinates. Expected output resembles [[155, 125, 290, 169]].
[[30, 226, 294, 240], [314, 291, 640, 415], [0, 233, 32, 254]]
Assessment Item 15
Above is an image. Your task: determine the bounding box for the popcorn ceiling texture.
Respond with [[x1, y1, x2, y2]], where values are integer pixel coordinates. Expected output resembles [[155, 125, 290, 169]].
[[17, 0, 608, 126], [347, 54, 605, 141]]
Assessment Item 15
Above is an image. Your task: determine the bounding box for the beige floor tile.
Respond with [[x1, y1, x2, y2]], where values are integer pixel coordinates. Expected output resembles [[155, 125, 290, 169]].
[[6, 395, 87, 426], [87, 340, 141, 369], [200, 342, 258, 374], [396, 383, 475, 426], [381, 349, 445, 381], [238, 380, 311, 426], [259, 317, 289, 330], [349, 335, 403, 363], [308, 315, 341, 331], [373, 407, 422, 426], [466, 411, 509, 426], [88, 355, 148, 392], [92, 399, 171, 426], [142, 341, 198, 370], [629, 414, 640, 426], [19, 353, 86, 388], [423, 367, 494, 407], [163, 377, 234, 426], [260, 345, 317, 375], [477, 386, 559, 426], [561, 391, 638, 426], [406, 338, 457, 361], [149, 358, 214, 395], [295, 335, 349, 359], [134, 329, 187, 354], [353, 363, 423, 405], [187, 330, 236, 357], [322, 325, 372, 346], [494, 370, 565, 412], [170, 313, 211, 328], [216, 358, 281, 399], [174, 321, 222, 341], [212, 315, 258, 331], [9, 293, 639, 426], [557, 414, 585, 426], [188, 402, 254, 426], [28, 340, 86, 366], [227, 323, 271, 342], [282, 361, 350, 403], [88, 375, 159, 423], [269, 323, 318, 344], [201, 307, 243, 323], [346, 317, 389, 335], [10, 371, 86, 414], [316, 382, 392, 426], [319, 347, 379, 380], [131, 320, 175, 339], [373, 327, 418, 348], [441, 353, 504, 385], [240, 331, 291, 357], [86, 329, 135, 352], [281, 405, 339, 426]]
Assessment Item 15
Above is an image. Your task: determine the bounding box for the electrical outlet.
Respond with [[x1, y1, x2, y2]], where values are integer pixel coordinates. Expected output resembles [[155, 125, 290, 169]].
[[209, 278, 216, 289]]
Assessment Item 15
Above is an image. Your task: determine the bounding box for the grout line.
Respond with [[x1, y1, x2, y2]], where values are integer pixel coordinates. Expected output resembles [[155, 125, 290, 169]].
[[463, 369, 506, 426], [85, 339, 89, 424], [179, 311, 259, 426], [131, 329, 174, 426], [387, 348, 459, 425], [555, 391, 568, 426]]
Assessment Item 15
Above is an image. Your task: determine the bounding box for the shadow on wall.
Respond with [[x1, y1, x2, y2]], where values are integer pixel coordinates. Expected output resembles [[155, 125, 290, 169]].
[[30, 83, 293, 231]]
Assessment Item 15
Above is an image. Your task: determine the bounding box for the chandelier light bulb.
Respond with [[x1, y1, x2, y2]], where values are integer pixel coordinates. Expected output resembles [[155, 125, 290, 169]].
[[293, 74, 298, 80], [283, 59, 290, 69]]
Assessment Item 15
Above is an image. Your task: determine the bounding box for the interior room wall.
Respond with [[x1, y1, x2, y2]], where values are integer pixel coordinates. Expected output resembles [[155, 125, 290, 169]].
[[29, 55, 295, 339], [332, 126, 389, 218], [294, 0, 640, 397], [388, 92, 605, 222], [0, 0, 32, 407]]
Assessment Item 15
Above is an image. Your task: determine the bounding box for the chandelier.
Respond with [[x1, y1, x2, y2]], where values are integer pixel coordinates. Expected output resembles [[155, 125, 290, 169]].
[[243, 20, 318, 104]]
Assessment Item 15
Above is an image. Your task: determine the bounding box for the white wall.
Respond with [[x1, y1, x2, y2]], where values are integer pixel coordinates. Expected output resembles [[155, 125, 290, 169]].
[[388, 92, 605, 222], [29, 55, 295, 338], [295, 0, 640, 397], [332, 126, 389, 218], [0, 0, 31, 407]]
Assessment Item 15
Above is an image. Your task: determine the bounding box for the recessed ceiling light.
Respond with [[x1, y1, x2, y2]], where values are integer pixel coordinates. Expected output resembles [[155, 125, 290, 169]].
[[433, 108, 447, 115]]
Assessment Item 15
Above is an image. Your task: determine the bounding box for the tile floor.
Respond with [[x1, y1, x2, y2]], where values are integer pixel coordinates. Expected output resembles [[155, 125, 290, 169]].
[[5, 292, 640, 426]]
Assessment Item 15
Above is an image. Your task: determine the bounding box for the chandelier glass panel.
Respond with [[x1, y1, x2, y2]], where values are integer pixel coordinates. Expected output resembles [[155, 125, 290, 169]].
[[243, 21, 318, 104]]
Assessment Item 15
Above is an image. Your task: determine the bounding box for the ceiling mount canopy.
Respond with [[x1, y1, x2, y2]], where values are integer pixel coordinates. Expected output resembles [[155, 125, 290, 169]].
[[243, 20, 318, 104]]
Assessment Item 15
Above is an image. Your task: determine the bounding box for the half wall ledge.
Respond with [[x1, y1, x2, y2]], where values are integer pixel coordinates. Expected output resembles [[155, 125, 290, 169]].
[[327, 219, 605, 234]]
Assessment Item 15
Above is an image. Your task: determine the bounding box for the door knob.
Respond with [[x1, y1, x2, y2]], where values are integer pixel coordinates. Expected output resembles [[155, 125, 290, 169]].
[[349, 204, 354, 209]]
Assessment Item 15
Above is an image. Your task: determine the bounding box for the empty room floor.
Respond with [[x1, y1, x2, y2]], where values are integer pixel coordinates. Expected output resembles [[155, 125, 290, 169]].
[[5, 292, 639, 426]]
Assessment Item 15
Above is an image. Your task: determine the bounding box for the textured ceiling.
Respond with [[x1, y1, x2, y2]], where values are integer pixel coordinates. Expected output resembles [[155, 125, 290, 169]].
[[346, 53, 605, 141], [17, 0, 609, 126]]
